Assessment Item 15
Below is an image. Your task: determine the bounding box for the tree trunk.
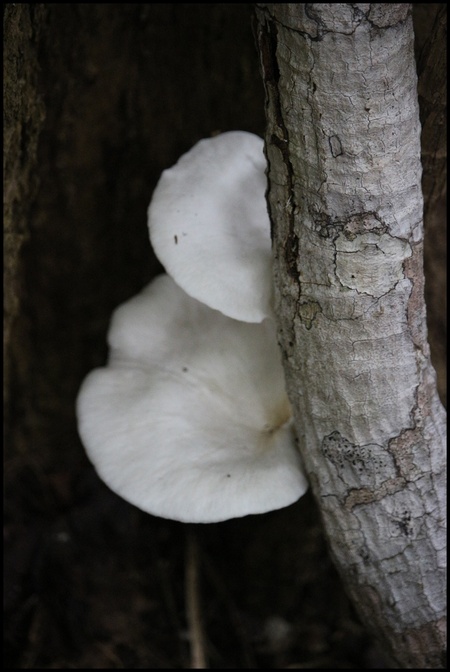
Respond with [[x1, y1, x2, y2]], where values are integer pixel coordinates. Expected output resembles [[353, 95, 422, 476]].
[[255, 4, 446, 668]]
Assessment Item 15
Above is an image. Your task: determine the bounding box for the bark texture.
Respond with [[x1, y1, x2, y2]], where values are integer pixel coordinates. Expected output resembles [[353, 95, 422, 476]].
[[255, 4, 446, 668]]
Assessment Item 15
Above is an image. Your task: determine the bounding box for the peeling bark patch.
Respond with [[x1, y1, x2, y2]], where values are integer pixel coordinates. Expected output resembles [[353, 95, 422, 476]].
[[311, 213, 411, 296], [342, 213, 387, 240], [298, 299, 321, 329], [344, 477, 406, 510], [322, 431, 396, 490], [388, 427, 423, 482], [335, 232, 411, 297], [313, 211, 387, 241], [328, 134, 343, 157], [368, 4, 410, 29], [304, 4, 364, 37], [403, 241, 428, 352]]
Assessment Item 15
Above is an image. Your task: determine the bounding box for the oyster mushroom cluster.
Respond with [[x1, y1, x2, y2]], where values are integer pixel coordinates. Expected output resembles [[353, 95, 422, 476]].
[[76, 131, 308, 523]]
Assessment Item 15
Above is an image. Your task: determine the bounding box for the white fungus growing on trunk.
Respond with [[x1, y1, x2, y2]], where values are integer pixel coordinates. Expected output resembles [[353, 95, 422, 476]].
[[148, 131, 273, 322], [77, 274, 308, 523]]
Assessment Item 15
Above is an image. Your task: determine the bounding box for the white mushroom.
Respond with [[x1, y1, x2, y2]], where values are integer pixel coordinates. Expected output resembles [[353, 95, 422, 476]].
[[76, 274, 308, 523], [148, 131, 273, 323]]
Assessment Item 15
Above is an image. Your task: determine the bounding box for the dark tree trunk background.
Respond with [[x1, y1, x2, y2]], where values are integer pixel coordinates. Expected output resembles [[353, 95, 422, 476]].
[[4, 4, 445, 669]]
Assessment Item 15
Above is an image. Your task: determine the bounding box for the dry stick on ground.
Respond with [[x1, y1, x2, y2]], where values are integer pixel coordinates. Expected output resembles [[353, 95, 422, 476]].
[[185, 528, 208, 669], [201, 550, 257, 668], [255, 4, 446, 668]]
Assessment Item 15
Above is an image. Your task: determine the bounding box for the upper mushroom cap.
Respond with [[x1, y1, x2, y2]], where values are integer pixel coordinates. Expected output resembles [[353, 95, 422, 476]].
[[77, 274, 308, 523], [148, 131, 273, 323]]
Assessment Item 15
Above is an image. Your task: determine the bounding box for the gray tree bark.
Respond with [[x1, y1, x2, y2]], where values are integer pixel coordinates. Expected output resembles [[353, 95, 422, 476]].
[[255, 4, 446, 668]]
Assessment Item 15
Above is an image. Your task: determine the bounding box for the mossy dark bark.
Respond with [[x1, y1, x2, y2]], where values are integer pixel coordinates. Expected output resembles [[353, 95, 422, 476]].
[[4, 3, 266, 465]]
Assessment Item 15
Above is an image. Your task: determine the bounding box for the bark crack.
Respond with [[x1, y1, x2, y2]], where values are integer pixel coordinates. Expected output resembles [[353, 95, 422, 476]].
[[257, 12, 300, 287]]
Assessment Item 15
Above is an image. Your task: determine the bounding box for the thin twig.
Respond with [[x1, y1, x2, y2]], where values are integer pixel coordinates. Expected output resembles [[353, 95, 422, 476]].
[[201, 548, 257, 668], [185, 527, 208, 669]]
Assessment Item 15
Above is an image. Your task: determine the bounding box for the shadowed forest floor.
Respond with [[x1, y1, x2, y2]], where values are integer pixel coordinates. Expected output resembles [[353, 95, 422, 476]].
[[5, 465, 389, 669]]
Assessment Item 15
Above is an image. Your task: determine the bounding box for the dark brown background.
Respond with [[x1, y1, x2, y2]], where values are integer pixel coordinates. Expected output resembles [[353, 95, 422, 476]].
[[4, 4, 445, 668]]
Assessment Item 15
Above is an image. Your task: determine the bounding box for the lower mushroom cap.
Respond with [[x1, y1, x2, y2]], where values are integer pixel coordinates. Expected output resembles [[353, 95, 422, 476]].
[[76, 275, 308, 523]]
